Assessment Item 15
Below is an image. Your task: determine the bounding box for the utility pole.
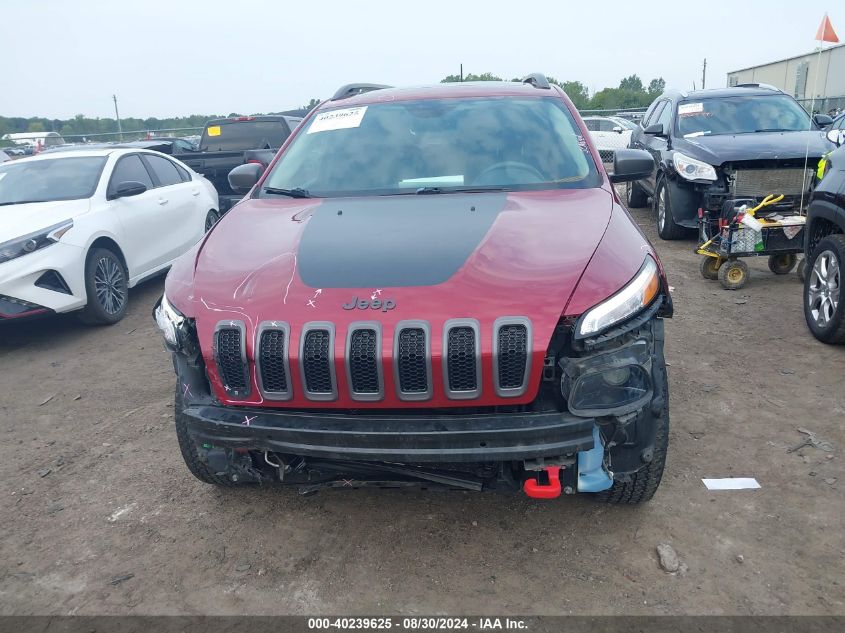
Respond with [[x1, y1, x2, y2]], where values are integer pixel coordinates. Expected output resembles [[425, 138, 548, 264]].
[[702, 58, 707, 90], [460, 64, 463, 82], [113, 94, 123, 141]]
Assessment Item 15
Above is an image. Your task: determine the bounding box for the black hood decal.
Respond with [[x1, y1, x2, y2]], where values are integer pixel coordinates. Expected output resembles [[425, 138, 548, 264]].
[[297, 193, 506, 288]]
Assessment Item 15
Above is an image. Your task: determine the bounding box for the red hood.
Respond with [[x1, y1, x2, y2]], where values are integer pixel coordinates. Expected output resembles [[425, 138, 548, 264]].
[[166, 187, 651, 408]]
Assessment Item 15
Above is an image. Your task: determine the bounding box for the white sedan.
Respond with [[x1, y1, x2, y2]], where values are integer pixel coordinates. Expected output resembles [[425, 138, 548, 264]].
[[0, 148, 218, 324], [583, 116, 637, 163]]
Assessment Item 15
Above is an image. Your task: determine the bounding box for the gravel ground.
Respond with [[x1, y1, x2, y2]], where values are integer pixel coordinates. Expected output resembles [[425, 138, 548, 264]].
[[0, 201, 843, 615]]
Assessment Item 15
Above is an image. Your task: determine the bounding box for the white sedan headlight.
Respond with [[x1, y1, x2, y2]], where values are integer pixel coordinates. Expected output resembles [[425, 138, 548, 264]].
[[0, 220, 73, 264], [672, 152, 717, 181], [154, 294, 186, 348], [578, 258, 661, 337]]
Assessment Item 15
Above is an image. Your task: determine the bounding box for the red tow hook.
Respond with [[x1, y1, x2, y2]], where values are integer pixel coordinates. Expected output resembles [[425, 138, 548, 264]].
[[523, 466, 562, 499]]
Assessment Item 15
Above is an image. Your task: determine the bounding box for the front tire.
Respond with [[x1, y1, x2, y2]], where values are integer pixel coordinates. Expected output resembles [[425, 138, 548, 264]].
[[654, 177, 691, 241], [78, 247, 128, 325], [768, 253, 797, 275], [804, 235, 845, 344], [718, 259, 750, 290], [205, 209, 220, 232], [699, 256, 723, 280]]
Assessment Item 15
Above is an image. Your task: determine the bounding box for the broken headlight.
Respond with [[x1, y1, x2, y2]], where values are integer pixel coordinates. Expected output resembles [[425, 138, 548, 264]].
[[577, 257, 659, 337], [153, 294, 187, 350], [561, 339, 653, 417]]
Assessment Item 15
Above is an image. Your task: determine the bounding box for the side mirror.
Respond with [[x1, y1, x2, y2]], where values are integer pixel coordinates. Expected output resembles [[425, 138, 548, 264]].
[[612, 126, 624, 134], [228, 163, 264, 194], [609, 149, 655, 183], [814, 114, 834, 128], [827, 129, 845, 147], [643, 123, 665, 136], [112, 181, 147, 199]]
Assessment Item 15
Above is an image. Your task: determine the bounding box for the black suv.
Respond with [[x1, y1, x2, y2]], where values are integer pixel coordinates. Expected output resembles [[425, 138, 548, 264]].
[[804, 130, 845, 344], [627, 85, 834, 240]]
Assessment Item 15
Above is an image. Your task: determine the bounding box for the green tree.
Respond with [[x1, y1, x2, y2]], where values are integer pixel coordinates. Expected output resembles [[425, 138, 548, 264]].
[[441, 72, 502, 83], [619, 75, 644, 92], [27, 121, 45, 132], [647, 77, 666, 97]]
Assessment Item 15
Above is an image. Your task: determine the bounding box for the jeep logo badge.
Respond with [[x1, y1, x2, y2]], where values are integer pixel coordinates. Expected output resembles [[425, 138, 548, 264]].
[[342, 296, 396, 312]]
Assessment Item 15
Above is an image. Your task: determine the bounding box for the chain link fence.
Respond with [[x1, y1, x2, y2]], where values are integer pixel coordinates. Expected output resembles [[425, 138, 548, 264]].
[[795, 96, 845, 116], [578, 108, 647, 167]]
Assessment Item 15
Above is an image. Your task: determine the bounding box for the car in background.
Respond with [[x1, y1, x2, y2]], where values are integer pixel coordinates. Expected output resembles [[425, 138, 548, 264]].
[[154, 77, 673, 504], [803, 129, 845, 344], [178, 115, 302, 212], [827, 112, 845, 133], [583, 116, 636, 163], [627, 85, 834, 240], [0, 148, 218, 324]]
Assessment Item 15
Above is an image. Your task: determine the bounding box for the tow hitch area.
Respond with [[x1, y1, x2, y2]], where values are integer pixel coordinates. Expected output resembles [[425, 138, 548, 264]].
[[523, 466, 563, 499]]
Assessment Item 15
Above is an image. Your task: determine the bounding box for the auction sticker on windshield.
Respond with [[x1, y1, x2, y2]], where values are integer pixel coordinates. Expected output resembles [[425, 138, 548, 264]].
[[307, 106, 368, 134], [678, 102, 704, 116]]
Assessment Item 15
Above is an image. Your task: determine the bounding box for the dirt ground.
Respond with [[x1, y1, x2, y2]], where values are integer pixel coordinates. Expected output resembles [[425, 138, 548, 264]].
[[1, 200, 843, 616]]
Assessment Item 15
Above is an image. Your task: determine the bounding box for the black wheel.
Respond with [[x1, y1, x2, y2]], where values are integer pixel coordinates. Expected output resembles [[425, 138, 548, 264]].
[[654, 177, 691, 241], [699, 256, 723, 281], [626, 180, 648, 208], [797, 258, 807, 283], [803, 234, 845, 344], [718, 259, 750, 290], [594, 358, 669, 505], [205, 209, 220, 232], [78, 247, 128, 325], [174, 386, 237, 486], [768, 253, 797, 275]]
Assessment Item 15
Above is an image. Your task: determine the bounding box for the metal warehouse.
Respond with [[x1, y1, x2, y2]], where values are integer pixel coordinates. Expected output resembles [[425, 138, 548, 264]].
[[727, 42, 845, 112]]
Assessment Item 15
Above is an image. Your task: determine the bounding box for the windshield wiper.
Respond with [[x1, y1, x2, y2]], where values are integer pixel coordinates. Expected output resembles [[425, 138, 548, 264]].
[[262, 186, 311, 198], [754, 128, 793, 133], [414, 186, 508, 195]]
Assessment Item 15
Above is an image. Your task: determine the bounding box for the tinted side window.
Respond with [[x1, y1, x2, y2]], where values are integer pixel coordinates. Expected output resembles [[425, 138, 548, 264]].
[[174, 162, 191, 182], [656, 101, 673, 132], [109, 155, 153, 195], [584, 119, 599, 131], [647, 101, 667, 127], [642, 100, 660, 126], [144, 155, 183, 186], [598, 119, 617, 132]]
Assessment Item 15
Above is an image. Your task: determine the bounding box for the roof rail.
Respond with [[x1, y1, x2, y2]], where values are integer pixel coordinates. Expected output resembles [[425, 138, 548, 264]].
[[735, 82, 781, 92], [331, 83, 392, 101], [522, 73, 551, 90]]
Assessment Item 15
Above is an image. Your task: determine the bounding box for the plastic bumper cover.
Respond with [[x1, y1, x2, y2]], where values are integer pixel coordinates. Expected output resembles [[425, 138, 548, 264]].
[[182, 403, 597, 463], [0, 242, 86, 315]]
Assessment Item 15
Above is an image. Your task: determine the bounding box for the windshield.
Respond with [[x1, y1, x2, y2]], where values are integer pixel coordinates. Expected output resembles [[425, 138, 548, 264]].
[[261, 97, 600, 197], [200, 120, 289, 151], [611, 118, 638, 130], [0, 156, 106, 205], [676, 95, 813, 137]]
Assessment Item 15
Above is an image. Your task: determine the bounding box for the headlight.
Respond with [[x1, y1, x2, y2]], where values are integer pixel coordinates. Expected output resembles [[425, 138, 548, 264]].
[[672, 152, 717, 181], [578, 257, 660, 337], [0, 220, 73, 264], [154, 294, 186, 349]]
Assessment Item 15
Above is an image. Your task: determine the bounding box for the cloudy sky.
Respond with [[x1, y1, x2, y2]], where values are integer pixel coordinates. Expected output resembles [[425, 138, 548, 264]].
[[1, 0, 841, 119]]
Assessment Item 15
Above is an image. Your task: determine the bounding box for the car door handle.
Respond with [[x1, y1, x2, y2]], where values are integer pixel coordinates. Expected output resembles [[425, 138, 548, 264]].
[[191, 189, 200, 196], [158, 198, 169, 205]]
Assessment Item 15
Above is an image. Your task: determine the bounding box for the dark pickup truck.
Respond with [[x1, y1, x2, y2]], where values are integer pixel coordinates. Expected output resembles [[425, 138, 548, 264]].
[[179, 115, 302, 212]]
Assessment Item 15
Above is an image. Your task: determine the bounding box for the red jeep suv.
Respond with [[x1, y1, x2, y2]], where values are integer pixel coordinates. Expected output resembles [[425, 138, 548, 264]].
[[154, 75, 671, 503]]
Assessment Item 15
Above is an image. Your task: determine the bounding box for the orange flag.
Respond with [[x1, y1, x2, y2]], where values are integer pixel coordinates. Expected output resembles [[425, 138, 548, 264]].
[[816, 14, 839, 43]]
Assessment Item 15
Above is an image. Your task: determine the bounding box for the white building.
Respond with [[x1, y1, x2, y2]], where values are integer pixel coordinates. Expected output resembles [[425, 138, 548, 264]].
[[727, 43, 845, 111]]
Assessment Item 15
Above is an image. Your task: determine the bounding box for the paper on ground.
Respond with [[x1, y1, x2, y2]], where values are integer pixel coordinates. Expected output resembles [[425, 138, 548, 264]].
[[702, 477, 760, 490]]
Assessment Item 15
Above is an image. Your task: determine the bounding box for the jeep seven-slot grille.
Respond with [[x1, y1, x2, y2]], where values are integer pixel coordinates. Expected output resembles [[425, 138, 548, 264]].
[[302, 329, 333, 394], [497, 324, 528, 389], [259, 329, 288, 393], [215, 327, 248, 396], [397, 328, 428, 393], [349, 329, 379, 394], [447, 326, 477, 392]]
